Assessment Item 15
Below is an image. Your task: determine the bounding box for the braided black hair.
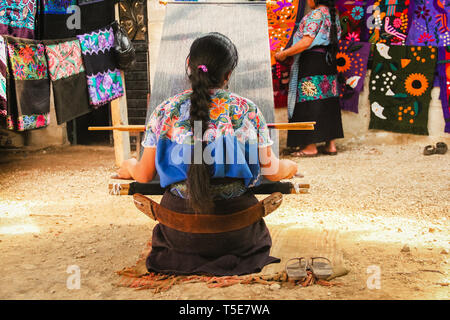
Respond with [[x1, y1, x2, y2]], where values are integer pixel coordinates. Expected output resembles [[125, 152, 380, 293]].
[[185, 33, 238, 214], [314, 0, 339, 63]]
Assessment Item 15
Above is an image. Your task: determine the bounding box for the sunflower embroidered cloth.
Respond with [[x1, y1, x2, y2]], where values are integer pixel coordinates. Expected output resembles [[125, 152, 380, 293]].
[[44, 38, 91, 124], [369, 44, 437, 135], [0, 36, 7, 117], [336, 0, 367, 42], [77, 26, 124, 107], [141, 89, 273, 188], [267, 0, 305, 108], [5, 36, 50, 131], [337, 40, 371, 113], [437, 46, 450, 133], [0, 0, 37, 39], [365, 0, 413, 46], [405, 0, 450, 47]]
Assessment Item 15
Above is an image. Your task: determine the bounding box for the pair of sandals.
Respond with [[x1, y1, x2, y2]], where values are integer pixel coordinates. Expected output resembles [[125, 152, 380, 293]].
[[423, 142, 448, 156], [291, 146, 337, 158], [285, 257, 333, 280]]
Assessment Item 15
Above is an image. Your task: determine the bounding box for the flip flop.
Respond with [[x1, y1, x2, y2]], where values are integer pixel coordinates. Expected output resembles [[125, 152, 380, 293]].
[[309, 257, 333, 280], [285, 257, 308, 280], [423, 145, 436, 155], [291, 151, 319, 158], [435, 142, 448, 155], [318, 145, 337, 156]]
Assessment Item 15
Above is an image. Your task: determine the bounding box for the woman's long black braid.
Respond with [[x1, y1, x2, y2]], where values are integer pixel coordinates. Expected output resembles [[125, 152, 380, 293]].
[[185, 33, 238, 214], [314, 0, 339, 64]]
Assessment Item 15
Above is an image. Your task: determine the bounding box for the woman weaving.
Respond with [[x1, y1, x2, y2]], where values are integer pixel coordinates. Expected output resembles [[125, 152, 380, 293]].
[[275, 0, 343, 157], [117, 33, 299, 276]]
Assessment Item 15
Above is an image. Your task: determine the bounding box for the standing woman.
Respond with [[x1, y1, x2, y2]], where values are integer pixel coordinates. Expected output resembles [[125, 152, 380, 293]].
[[275, 0, 342, 157]]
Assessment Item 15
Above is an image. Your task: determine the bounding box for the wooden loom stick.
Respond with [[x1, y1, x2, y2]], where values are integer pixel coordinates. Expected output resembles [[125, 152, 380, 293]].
[[89, 122, 315, 132]]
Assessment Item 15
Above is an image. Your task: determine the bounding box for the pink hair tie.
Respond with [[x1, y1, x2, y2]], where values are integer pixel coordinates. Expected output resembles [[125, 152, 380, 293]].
[[198, 65, 208, 73]]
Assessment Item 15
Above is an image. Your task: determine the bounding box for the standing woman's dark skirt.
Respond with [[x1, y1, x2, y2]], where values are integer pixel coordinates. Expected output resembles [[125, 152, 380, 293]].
[[146, 190, 280, 276], [287, 49, 344, 147]]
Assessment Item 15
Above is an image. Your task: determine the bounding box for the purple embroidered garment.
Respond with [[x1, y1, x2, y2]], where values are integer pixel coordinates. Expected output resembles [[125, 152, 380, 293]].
[[337, 40, 371, 113], [77, 26, 124, 107], [0, 36, 7, 117], [438, 46, 450, 133]]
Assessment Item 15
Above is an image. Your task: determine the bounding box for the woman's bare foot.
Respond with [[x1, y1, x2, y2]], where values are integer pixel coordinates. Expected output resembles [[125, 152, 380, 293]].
[[291, 144, 318, 157]]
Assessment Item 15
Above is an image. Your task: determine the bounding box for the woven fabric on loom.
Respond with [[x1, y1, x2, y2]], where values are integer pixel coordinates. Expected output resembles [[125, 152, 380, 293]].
[[405, 0, 450, 47], [5, 36, 50, 131], [36, 0, 78, 40], [45, 38, 91, 124], [365, 0, 412, 46], [0, 0, 37, 39], [267, 0, 305, 108], [337, 40, 370, 113], [0, 36, 7, 117], [77, 26, 124, 107], [336, 0, 367, 41], [438, 46, 450, 133], [369, 44, 437, 135]]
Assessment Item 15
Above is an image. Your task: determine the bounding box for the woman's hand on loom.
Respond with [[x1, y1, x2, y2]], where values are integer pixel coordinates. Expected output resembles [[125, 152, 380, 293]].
[[117, 158, 137, 180]]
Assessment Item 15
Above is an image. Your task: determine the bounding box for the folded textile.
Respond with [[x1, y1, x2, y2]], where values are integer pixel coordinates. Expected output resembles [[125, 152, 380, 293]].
[[336, 0, 367, 42], [45, 38, 91, 124], [369, 44, 437, 135], [36, 0, 78, 40], [0, 36, 7, 117], [77, 26, 124, 107], [437, 46, 450, 133], [5, 36, 50, 131], [337, 40, 370, 113], [364, 0, 412, 46], [0, 0, 38, 39]]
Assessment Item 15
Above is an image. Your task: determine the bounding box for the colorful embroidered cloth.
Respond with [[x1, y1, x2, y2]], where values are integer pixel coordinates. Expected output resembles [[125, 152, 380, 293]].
[[336, 0, 367, 41], [77, 0, 118, 34], [0, 0, 37, 39], [5, 36, 50, 131], [337, 40, 371, 113], [406, 0, 450, 47], [365, 0, 413, 45], [141, 89, 273, 188], [0, 36, 7, 117], [77, 26, 124, 107], [267, 0, 305, 108], [36, 0, 78, 40], [45, 38, 91, 124], [287, 6, 342, 118], [437, 46, 450, 133], [369, 44, 437, 135]]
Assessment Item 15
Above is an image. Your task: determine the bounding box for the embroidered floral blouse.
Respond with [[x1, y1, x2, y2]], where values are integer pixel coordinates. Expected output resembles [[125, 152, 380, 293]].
[[142, 89, 273, 188]]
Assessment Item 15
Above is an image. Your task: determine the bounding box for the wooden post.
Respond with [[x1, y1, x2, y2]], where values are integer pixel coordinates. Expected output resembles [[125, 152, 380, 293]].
[[111, 3, 131, 167]]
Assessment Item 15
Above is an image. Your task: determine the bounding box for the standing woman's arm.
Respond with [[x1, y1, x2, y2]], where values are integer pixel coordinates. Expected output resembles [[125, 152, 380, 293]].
[[275, 35, 314, 61]]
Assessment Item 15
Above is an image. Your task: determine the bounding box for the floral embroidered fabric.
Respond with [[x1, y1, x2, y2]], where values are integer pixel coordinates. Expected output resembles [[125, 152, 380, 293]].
[[86, 69, 124, 106], [42, 0, 76, 14], [45, 39, 85, 81], [77, 27, 115, 55], [336, 0, 367, 41], [406, 0, 450, 47], [0, 36, 7, 117], [8, 41, 48, 81], [437, 46, 450, 133], [369, 43, 437, 135], [297, 74, 338, 102], [7, 113, 50, 131], [0, 0, 37, 39], [142, 89, 273, 188]]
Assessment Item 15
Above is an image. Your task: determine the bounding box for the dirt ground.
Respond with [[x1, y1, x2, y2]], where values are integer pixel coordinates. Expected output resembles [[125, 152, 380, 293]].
[[0, 143, 448, 300]]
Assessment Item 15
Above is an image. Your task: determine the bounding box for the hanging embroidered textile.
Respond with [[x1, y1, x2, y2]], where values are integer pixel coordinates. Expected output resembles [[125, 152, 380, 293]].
[[36, 0, 78, 40], [365, 0, 413, 46], [77, 0, 119, 34], [0, 0, 37, 39], [5, 36, 50, 131], [369, 43, 437, 135], [437, 46, 450, 133], [406, 0, 450, 47], [45, 38, 91, 124], [267, 0, 305, 108], [336, 0, 367, 41], [0, 36, 7, 117], [337, 40, 371, 113], [77, 26, 124, 107]]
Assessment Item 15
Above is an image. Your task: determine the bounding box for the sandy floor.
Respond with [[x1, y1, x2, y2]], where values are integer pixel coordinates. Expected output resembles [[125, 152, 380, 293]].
[[0, 143, 448, 300]]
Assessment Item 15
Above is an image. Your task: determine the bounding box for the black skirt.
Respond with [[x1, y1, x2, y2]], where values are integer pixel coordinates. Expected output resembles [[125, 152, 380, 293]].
[[146, 190, 280, 276], [287, 50, 344, 147]]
